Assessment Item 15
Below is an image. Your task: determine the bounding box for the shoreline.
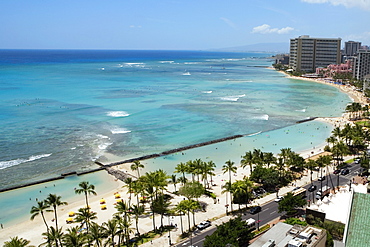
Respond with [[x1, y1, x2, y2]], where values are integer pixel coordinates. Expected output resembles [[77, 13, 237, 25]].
[[1, 70, 367, 245]]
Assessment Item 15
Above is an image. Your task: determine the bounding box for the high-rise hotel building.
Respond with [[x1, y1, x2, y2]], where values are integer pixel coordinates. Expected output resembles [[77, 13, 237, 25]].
[[289, 35, 341, 72], [353, 50, 370, 81]]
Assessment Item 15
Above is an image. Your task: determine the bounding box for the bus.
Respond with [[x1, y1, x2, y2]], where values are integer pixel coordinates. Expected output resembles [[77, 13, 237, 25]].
[[292, 187, 306, 198]]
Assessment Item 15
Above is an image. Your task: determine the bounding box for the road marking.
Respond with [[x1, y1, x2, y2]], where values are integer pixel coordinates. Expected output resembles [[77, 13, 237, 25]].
[[262, 207, 269, 211], [270, 211, 276, 214]]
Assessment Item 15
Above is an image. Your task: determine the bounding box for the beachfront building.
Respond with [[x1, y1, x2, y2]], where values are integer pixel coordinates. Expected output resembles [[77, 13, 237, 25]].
[[289, 35, 341, 72], [316, 60, 352, 78], [249, 222, 327, 247], [353, 50, 370, 81]]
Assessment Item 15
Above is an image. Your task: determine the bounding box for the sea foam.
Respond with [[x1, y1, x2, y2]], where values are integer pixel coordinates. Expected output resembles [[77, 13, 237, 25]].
[[0, 153, 52, 170], [107, 111, 130, 117], [220, 94, 246, 102], [111, 128, 131, 134]]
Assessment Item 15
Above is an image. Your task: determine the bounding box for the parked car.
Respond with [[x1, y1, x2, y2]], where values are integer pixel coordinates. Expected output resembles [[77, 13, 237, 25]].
[[197, 220, 211, 230], [274, 196, 283, 202], [318, 176, 325, 181], [249, 206, 262, 214], [333, 169, 341, 174], [341, 169, 350, 175], [354, 158, 361, 164], [308, 185, 317, 192]]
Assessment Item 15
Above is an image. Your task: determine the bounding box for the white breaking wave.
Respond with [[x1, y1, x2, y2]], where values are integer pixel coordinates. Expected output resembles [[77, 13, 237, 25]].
[[220, 94, 246, 102], [107, 111, 130, 117], [159, 61, 174, 63], [111, 128, 131, 134], [98, 142, 113, 150], [246, 131, 262, 137], [253, 114, 269, 120], [0, 153, 52, 170], [295, 109, 306, 112], [202, 91, 213, 94]]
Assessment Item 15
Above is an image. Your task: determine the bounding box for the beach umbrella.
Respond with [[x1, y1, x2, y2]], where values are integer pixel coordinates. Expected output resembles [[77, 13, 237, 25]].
[[115, 193, 121, 199], [68, 211, 75, 217], [100, 199, 106, 204], [66, 217, 74, 223], [100, 205, 107, 210], [116, 199, 122, 203]]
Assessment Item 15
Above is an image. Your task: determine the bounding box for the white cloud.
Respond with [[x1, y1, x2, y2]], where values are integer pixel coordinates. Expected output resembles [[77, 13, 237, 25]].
[[129, 25, 142, 28], [220, 17, 238, 30], [301, 0, 370, 10], [252, 24, 294, 34]]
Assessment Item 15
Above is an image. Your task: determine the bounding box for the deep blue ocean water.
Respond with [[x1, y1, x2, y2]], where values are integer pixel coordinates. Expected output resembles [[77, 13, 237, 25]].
[[0, 50, 351, 191]]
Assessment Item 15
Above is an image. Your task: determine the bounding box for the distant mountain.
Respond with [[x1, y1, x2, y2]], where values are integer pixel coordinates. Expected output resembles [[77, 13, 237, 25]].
[[212, 42, 289, 53]]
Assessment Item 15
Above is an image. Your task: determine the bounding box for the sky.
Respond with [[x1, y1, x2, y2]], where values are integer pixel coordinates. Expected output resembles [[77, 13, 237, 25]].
[[0, 0, 370, 50]]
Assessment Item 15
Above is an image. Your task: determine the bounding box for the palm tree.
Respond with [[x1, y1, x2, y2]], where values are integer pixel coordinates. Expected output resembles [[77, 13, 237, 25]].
[[102, 219, 119, 247], [131, 204, 145, 236], [74, 207, 98, 235], [306, 159, 317, 184], [241, 151, 254, 172], [174, 162, 188, 185], [63, 226, 87, 247], [221, 181, 233, 215], [74, 181, 97, 209], [3, 237, 34, 247], [222, 160, 237, 212], [175, 203, 186, 234], [279, 148, 293, 165], [45, 194, 68, 234], [206, 161, 216, 188], [123, 177, 134, 207], [170, 174, 178, 192], [41, 226, 64, 247], [177, 199, 197, 232], [30, 200, 51, 233], [131, 160, 144, 179], [88, 222, 105, 247], [263, 152, 276, 168]]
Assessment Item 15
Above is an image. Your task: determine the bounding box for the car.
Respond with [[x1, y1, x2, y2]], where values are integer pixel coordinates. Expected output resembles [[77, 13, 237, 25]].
[[333, 169, 341, 174], [354, 158, 361, 164], [308, 185, 317, 192], [341, 169, 350, 175], [249, 206, 262, 214], [197, 220, 211, 230], [318, 176, 326, 181], [274, 196, 283, 202]]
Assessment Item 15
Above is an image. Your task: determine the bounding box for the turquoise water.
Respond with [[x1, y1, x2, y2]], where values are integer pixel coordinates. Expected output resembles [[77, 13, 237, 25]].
[[0, 50, 351, 227]]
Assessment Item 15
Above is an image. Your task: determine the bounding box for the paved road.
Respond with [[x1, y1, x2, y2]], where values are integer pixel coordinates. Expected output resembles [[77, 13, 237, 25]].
[[176, 162, 362, 247]]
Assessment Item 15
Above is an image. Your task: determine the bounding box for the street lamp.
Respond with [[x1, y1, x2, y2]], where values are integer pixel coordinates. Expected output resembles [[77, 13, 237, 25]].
[[257, 203, 260, 231], [167, 215, 172, 246]]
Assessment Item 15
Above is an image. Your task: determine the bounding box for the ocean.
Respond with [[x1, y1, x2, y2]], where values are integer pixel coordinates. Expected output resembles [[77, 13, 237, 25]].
[[0, 50, 351, 190], [0, 50, 351, 227]]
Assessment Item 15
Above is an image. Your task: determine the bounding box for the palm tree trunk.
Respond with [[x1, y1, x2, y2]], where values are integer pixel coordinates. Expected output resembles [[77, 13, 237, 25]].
[[180, 213, 184, 234], [187, 211, 191, 232]]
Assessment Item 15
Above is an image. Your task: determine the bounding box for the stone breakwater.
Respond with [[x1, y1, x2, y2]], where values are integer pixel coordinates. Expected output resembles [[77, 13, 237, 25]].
[[104, 134, 244, 167]]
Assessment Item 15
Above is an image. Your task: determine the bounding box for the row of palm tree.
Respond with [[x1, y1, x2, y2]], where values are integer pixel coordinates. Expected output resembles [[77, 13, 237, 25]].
[[174, 159, 216, 188]]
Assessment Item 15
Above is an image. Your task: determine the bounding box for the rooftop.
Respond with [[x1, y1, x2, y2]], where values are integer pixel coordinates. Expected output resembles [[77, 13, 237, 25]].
[[250, 222, 326, 247], [345, 192, 370, 247]]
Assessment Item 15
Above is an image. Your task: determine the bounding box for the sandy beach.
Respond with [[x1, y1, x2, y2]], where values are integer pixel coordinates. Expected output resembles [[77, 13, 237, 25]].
[[0, 72, 367, 246]]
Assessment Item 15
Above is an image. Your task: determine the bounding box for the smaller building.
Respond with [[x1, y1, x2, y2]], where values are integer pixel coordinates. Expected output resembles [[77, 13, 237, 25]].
[[250, 222, 326, 247], [275, 54, 290, 65], [316, 60, 352, 78]]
